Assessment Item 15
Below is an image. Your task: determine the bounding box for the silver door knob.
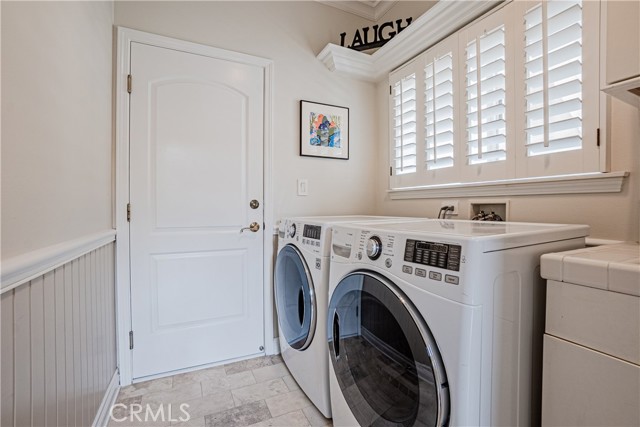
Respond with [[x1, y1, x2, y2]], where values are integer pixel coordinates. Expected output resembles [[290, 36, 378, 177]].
[[240, 222, 260, 233]]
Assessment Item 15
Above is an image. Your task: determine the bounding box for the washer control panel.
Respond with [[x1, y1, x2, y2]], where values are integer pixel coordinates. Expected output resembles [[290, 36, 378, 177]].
[[300, 224, 322, 249], [404, 239, 462, 272]]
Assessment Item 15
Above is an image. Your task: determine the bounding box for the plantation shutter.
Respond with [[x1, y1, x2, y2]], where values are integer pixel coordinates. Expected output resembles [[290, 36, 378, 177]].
[[524, 0, 584, 156], [392, 73, 417, 175], [464, 24, 507, 166], [425, 52, 455, 171], [515, 0, 600, 177]]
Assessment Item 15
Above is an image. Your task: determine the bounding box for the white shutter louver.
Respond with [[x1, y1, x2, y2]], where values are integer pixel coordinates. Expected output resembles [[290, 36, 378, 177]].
[[524, 0, 583, 157], [393, 74, 417, 174], [465, 24, 507, 165], [425, 52, 455, 170]]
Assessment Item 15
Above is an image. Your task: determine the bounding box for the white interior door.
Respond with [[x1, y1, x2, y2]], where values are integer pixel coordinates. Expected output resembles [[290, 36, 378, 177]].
[[129, 42, 264, 379]]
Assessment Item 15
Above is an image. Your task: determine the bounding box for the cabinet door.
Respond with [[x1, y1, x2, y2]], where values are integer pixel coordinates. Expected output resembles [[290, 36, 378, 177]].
[[605, 0, 640, 85]]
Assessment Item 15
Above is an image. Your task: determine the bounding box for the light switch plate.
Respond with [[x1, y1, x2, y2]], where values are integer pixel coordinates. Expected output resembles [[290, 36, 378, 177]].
[[297, 179, 308, 196]]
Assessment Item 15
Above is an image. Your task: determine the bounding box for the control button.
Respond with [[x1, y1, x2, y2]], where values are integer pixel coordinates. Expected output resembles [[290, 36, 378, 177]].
[[415, 268, 427, 278], [402, 265, 413, 274], [385, 258, 393, 268], [429, 271, 442, 281], [445, 275, 459, 285]]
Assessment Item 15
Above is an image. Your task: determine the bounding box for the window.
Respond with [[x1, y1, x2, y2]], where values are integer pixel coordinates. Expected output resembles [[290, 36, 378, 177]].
[[392, 71, 417, 176], [464, 23, 507, 166], [389, 0, 601, 191], [515, 0, 600, 177], [425, 51, 455, 171], [390, 34, 459, 188], [523, 1, 584, 157]]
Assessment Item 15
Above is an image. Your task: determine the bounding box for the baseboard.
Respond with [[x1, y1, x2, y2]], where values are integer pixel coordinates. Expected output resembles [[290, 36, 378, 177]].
[[93, 370, 120, 427]]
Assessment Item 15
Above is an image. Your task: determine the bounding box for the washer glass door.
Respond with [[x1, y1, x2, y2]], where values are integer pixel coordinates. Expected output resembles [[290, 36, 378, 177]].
[[327, 271, 449, 427], [274, 244, 316, 350]]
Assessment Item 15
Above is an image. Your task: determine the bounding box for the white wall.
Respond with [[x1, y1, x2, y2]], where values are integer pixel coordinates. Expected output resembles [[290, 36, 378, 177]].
[[114, 1, 384, 224], [374, 78, 640, 241], [1, 1, 114, 259]]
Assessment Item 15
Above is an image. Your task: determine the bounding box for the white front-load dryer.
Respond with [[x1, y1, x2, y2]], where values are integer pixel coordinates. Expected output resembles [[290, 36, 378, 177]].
[[327, 220, 589, 426], [274, 216, 424, 418]]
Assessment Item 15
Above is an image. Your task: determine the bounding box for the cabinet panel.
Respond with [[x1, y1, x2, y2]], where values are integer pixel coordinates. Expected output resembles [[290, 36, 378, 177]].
[[542, 335, 640, 427], [605, 0, 640, 85]]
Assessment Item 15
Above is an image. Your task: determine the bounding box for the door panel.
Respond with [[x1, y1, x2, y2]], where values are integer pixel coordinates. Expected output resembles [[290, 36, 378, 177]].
[[152, 80, 247, 229], [129, 42, 264, 378], [152, 250, 247, 328]]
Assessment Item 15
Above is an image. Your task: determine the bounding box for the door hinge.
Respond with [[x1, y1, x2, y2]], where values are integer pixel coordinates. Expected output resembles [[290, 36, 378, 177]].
[[390, 166, 392, 176], [127, 74, 132, 94], [129, 331, 134, 350], [127, 203, 131, 222], [389, 85, 392, 95], [596, 127, 600, 147]]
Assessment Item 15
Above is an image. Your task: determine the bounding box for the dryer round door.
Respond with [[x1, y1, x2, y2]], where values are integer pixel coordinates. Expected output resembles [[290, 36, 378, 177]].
[[274, 244, 316, 351], [327, 271, 450, 427]]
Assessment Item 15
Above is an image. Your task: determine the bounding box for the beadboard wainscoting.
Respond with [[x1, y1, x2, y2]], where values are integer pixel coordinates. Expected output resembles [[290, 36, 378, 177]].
[[1, 234, 118, 427]]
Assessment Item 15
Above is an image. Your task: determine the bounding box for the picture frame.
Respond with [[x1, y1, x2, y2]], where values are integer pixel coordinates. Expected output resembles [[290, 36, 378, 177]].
[[300, 100, 349, 160]]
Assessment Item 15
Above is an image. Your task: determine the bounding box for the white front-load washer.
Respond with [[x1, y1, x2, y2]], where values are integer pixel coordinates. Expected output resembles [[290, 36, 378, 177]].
[[327, 219, 589, 426], [274, 216, 424, 418]]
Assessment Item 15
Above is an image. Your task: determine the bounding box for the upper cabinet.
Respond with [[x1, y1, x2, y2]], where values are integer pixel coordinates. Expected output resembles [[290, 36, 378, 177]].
[[601, 0, 640, 107]]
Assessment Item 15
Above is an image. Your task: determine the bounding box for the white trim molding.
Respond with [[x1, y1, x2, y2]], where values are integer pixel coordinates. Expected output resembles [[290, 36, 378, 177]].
[[603, 76, 640, 109], [115, 27, 274, 386], [1, 229, 116, 293], [388, 171, 629, 200], [317, 0, 503, 82], [92, 371, 120, 427], [316, 0, 397, 22]]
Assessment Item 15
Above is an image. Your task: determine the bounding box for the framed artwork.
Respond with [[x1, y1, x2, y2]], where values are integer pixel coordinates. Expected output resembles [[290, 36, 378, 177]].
[[300, 100, 349, 160]]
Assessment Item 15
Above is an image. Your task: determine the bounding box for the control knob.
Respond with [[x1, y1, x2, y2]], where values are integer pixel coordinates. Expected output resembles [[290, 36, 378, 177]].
[[366, 236, 383, 260], [287, 223, 297, 238]]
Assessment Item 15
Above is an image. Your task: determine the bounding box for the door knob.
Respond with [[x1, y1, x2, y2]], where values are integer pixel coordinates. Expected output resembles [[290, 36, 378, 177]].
[[240, 222, 260, 233], [249, 200, 260, 209]]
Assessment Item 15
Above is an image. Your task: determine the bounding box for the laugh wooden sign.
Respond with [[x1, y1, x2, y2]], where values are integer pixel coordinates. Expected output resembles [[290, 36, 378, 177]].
[[339, 18, 413, 51]]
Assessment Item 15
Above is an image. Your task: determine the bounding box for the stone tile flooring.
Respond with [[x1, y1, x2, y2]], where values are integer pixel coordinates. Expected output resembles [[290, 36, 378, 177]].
[[109, 355, 333, 427]]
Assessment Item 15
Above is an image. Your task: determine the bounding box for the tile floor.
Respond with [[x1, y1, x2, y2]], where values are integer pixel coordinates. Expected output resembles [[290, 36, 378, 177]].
[[109, 355, 333, 427]]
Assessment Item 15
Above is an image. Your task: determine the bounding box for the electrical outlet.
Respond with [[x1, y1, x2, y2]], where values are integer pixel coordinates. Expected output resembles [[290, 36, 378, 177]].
[[297, 179, 308, 196], [440, 200, 459, 216]]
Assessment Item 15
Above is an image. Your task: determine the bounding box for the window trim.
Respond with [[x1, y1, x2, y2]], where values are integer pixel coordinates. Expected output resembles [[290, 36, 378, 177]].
[[387, 171, 628, 199]]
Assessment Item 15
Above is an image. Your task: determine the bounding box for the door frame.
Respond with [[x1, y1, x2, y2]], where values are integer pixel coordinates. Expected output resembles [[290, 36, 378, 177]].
[[115, 27, 274, 386]]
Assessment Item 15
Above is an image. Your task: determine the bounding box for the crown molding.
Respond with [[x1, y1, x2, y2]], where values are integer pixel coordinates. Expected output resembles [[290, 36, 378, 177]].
[[317, 0, 504, 82], [316, 1, 398, 22]]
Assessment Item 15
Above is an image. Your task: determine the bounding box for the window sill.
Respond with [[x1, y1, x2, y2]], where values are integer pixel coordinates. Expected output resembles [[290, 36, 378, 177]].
[[388, 171, 629, 200]]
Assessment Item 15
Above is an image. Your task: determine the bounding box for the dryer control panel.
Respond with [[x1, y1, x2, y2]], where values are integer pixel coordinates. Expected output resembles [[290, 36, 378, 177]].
[[404, 239, 461, 272]]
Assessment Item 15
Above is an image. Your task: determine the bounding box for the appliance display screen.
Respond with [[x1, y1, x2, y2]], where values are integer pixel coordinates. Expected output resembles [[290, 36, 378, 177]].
[[303, 225, 321, 240], [416, 242, 448, 253], [404, 239, 461, 271]]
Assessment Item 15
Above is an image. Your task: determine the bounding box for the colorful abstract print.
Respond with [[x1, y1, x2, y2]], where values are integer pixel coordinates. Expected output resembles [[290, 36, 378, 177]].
[[309, 112, 341, 148]]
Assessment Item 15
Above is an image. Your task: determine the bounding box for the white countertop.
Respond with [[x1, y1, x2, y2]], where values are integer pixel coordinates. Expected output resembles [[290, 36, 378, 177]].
[[541, 243, 640, 296]]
